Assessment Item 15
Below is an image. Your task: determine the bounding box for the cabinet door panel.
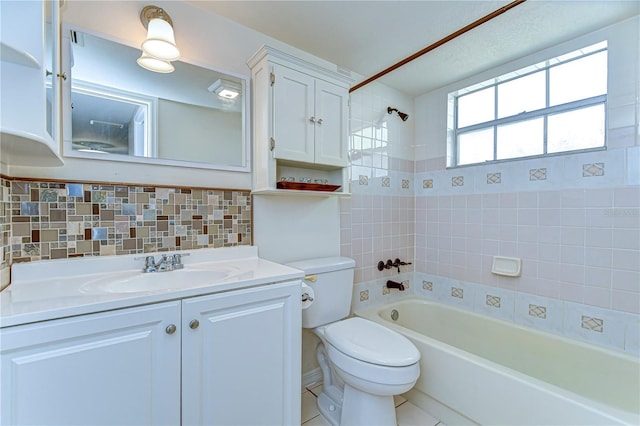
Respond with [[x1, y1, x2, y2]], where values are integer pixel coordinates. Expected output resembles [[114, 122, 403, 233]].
[[182, 281, 301, 426], [314, 80, 349, 167], [272, 64, 315, 163], [0, 302, 181, 426]]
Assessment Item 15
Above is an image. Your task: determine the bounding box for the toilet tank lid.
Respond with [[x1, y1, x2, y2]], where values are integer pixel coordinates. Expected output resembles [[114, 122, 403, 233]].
[[286, 257, 355, 274]]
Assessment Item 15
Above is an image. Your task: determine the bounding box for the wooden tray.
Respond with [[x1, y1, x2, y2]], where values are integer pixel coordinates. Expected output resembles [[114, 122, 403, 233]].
[[276, 182, 341, 192]]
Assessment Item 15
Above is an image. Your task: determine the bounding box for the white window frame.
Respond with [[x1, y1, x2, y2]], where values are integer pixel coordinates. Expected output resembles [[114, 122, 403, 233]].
[[448, 41, 608, 167]]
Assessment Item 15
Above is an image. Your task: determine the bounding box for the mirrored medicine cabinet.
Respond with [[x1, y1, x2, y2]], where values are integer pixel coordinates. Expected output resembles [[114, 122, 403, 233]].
[[61, 25, 250, 172]]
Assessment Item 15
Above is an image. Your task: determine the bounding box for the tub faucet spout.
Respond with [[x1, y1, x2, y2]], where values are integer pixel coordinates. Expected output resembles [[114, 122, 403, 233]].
[[386, 280, 405, 291]]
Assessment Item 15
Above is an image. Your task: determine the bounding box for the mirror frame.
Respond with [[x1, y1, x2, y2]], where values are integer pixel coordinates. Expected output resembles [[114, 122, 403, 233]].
[[60, 23, 251, 172]]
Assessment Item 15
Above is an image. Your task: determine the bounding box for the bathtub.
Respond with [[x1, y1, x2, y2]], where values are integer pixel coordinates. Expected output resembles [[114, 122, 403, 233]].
[[356, 297, 640, 426]]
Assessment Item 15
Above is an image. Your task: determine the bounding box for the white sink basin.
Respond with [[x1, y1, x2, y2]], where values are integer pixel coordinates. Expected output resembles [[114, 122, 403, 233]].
[[79, 269, 234, 294]]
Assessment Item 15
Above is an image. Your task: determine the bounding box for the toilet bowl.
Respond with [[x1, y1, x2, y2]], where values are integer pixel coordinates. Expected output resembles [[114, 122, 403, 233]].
[[287, 257, 420, 426], [317, 318, 420, 425]]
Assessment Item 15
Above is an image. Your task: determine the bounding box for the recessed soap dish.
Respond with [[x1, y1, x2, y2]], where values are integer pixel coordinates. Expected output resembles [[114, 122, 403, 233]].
[[491, 256, 522, 277]]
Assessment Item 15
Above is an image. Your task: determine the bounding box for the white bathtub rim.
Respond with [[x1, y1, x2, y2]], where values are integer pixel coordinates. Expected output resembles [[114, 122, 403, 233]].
[[356, 297, 640, 425], [359, 297, 639, 362]]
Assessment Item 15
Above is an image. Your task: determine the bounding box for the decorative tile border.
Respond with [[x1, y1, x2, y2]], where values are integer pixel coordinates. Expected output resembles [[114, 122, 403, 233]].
[[412, 272, 639, 355], [581, 315, 604, 333], [451, 287, 464, 298], [350, 272, 638, 355], [529, 168, 547, 181], [583, 162, 605, 177], [6, 179, 251, 263], [486, 294, 501, 308], [360, 290, 369, 301], [529, 304, 547, 319], [452, 176, 464, 187], [382, 177, 390, 187], [423, 179, 433, 189], [402, 179, 410, 189], [486, 172, 501, 184], [359, 175, 369, 185]]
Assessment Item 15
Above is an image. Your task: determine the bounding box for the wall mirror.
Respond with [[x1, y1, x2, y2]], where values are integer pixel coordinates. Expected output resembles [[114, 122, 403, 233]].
[[61, 25, 250, 172]]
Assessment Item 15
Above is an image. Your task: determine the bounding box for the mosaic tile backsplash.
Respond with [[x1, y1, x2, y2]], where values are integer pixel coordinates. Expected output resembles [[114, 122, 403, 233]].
[[3, 178, 251, 269]]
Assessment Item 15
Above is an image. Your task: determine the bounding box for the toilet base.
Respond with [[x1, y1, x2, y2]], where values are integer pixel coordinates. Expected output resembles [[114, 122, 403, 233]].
[[317, 383, 397, 426], [317, 386, 342, 426], [340, 383, 397, 426]]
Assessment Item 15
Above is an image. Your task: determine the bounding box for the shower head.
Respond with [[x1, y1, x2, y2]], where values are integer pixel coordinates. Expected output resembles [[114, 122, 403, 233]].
[[387, 106, 409, 122]]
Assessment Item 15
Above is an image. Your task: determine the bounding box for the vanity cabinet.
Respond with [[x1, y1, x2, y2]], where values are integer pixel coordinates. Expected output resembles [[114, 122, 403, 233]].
[[0, 0, 63, 166], [249, 45, 352, 195], [0, 280, 301, 426], [0, 301, 182, 425], [182, 281, 300, 425]]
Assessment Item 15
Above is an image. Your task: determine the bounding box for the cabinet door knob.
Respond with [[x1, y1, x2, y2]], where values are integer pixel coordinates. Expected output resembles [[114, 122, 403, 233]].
[[317, 118, 323, 124], [189, 319, 200, 329], [309, 116, 316, 123], [165, 324, 177, 335]]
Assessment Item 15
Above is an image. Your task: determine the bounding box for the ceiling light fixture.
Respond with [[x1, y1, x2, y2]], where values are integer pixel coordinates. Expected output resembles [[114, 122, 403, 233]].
[[208, 79, 241, 100], [137, 52, 175, 73], [137, 5, 180, 73]]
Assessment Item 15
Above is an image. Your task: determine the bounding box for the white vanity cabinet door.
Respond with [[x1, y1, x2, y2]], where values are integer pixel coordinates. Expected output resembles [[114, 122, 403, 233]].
[[181, 280, 302, 426], [0, 301, 181, 426]]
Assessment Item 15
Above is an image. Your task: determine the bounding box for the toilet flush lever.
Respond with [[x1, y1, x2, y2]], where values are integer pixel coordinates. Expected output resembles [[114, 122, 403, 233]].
[[302, 292, 314, 302]]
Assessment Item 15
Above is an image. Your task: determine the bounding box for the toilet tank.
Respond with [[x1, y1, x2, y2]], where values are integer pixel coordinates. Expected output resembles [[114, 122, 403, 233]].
[[287, 257, 356, 328]]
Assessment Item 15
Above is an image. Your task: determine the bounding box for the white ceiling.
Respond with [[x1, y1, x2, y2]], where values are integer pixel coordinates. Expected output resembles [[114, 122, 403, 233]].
[[187, 0, 639, 96]]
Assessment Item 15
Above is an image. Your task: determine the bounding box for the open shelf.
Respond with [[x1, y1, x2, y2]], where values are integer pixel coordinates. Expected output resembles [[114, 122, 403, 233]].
[[0, 42, 40, 69]]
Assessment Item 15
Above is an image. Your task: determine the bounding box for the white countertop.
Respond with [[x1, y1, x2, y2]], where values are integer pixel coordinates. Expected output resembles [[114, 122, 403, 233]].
[[0, 246, 304, 328]]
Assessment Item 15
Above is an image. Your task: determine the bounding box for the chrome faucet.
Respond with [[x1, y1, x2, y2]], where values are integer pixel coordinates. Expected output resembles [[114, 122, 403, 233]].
[[135, 253, 189, 273]]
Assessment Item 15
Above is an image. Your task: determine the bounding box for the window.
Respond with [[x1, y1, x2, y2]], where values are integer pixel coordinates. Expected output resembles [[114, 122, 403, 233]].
[[450, 41, 607, 166]]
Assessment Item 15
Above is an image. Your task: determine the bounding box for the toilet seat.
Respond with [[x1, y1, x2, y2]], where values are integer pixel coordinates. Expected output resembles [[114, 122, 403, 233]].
[[324, 317, 420, 367]]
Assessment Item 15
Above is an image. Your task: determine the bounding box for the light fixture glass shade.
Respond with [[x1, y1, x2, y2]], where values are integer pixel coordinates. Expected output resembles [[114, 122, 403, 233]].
[[141, 18, 180, 61], [208, 79, 241, 100], [137, 52, 175, 73]]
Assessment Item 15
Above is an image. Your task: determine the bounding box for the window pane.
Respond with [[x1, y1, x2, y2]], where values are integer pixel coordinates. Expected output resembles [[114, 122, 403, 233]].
[[497, 71, 546, 118], [548, 104, 605, 153], [457, 87, 494, 127], [550, 51, 607, 106], [497, 118, 543, 160], [457, 127, 494, 165]]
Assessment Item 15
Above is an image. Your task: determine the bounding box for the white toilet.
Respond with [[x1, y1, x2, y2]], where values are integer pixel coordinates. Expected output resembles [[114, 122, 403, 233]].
[[288, 257, 420, 426]]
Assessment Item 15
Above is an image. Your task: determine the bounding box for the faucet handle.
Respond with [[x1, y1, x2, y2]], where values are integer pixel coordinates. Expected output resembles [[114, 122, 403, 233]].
[[134, 255, 157, 272], [170, 252, 189, 269]]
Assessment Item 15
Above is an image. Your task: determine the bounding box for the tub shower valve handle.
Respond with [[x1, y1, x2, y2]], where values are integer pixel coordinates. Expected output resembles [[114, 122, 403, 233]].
[[393, 258, 412, 273], [393, 258, 411, 273], [378, 258, 412, 273]]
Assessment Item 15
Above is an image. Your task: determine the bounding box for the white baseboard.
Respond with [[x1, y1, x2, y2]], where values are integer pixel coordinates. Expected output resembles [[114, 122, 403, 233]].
[[302, 367, 322, 389]]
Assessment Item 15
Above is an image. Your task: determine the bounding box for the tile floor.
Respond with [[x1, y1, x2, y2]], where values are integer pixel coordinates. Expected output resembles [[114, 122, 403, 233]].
[[301, 383, 443, 426]]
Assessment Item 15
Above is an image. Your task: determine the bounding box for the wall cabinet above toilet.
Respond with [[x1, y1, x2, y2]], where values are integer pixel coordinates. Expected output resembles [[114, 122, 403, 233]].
[[248, 46, 352, 196]]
